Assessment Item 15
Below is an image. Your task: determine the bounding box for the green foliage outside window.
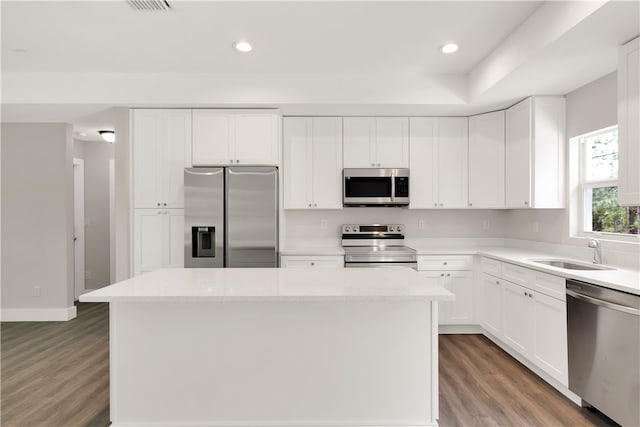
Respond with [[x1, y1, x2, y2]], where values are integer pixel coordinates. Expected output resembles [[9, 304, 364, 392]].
[[591, 186, 640, 234]]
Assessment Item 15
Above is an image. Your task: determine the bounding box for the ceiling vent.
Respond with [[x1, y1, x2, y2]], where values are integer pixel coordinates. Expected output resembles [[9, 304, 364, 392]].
[[127, 0, 173, 11]]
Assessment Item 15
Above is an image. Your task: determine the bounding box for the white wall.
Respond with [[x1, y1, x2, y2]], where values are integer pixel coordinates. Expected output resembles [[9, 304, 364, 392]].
[[113, 108, 131, 282], [1, 123, 76, 320], [74, 139, 114, 288]]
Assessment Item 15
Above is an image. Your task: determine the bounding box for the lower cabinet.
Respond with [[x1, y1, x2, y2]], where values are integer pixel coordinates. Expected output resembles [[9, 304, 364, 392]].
[[134, 209, 184, 275], [479, 257, 568, 386], [280, 255, 344, 268], [418, 256, 473, 325]]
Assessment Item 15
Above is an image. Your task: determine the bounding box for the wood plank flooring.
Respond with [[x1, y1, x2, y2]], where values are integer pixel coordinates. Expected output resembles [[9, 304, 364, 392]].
[[1, 303, 619, 427]]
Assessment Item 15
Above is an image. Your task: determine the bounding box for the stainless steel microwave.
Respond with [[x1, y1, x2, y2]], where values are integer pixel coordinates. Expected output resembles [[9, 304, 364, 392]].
[[343, 168, 409, 207]]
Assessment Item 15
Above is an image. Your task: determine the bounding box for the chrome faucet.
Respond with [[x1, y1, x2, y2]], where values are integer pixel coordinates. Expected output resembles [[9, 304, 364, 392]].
[[588, 239, 602, 264]]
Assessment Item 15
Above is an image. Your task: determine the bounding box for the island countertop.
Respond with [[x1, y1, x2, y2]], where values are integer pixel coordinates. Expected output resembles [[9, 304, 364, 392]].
[[80, 267, 455, 302]]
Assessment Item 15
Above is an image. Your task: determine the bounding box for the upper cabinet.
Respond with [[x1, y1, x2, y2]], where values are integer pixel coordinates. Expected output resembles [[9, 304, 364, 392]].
[[133, 109, 192, 209], [343, 117, 409, 168], [468, 111, 505, 209], [192, 109, 280, 166], [505, 97, 566, 209], [618, 37, 640, 206], [283, 117, 343, 209], [409, 117, 468, 209]]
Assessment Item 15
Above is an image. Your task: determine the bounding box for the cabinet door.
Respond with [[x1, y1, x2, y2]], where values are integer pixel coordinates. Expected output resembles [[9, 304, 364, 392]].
[[409, 117, 438, 208], [618, 37, 640, 206], [134, 210, 165, 275], [375, 118, 409, 168], [533, 292, 568, 385], [469, 111, 505, 208], [133, 110, 163, 208], [163, 110, 191, 208], [480, 273, 503, 337], [437, 117, 469, 208], [502, 280, 534, 356], [235, 113, 279, 165], [446, 271, 473, 325], [343, 118, 374, 168], [166, 210, 184, 268], [312, 117, 343, 209], [192, 110, 234, 166], [283, 117, 312, 209], [505, 98, 532, 208]]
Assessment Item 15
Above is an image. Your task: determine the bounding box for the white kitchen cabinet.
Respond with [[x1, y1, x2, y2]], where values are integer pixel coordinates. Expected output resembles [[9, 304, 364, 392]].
[[505, 97, 566, 208], [480, 272, 503, 338], [532, 292, 568, 384], [133, 109, 192, 209], [479, 257, 569, 386], [283, 117, 343, 209], [617, 37, 640, 206], [410, 117, 468, 209], [134, 209, 184, 275], [468, 111, 505, 208], [280, 255, 344, 268], [343, 117, 409, 168], [418, 255, 473, 325], [502, 279, 534, 355], [192, 109, 280, 166]]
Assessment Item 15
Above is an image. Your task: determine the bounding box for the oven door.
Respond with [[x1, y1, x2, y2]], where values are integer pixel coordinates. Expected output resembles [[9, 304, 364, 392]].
[[345, 262, 417, 270]]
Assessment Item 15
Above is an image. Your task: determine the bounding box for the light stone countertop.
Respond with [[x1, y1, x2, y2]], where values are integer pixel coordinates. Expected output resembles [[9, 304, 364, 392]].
[[79, 267, 455, 302], [280, 246, 345, 256], [475, 247, 640, 296]]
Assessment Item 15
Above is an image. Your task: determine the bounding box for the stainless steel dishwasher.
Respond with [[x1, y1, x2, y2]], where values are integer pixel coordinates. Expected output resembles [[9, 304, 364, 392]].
[[566, 279, 640, 426]]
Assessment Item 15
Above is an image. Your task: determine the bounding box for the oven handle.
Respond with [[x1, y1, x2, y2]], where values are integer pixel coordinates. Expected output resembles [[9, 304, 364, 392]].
[[567, 289, 640, 316]]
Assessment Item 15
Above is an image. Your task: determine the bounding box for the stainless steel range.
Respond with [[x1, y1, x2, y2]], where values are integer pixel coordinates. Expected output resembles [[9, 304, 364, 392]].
[[342, 224, 417, 269]]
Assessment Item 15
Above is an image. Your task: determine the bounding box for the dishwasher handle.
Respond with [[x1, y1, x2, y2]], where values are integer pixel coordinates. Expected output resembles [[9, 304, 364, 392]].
[[567, 289, 640, 316]]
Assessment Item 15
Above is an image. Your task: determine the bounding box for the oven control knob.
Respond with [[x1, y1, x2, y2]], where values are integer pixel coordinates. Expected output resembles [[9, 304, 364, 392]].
[[389, 226, 395, 232], [345, 226, 351, 232], [397, 226, 402, 232], [353, 226, 358, 232]]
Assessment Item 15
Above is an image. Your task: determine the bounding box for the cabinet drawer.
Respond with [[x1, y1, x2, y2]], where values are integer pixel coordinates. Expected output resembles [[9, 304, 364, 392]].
[[481, 257, 502, 276], [501, 262, 530, 287], [418, 255, 473, 271], [531, 270, 565, 301], [280, 256, 344, 269]]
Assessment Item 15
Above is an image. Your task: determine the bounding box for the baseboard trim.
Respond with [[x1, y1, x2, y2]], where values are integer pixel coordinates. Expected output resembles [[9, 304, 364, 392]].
[[1, 306, 77, 322], [439, 324, 483, 334]]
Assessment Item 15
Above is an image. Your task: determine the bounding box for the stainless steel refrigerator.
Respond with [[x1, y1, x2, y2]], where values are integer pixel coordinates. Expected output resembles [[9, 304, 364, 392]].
[[184, 167, 278, 268]]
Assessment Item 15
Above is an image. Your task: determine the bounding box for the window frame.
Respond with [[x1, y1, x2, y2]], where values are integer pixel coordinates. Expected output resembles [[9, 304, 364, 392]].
[[577, 125, 639, 242]]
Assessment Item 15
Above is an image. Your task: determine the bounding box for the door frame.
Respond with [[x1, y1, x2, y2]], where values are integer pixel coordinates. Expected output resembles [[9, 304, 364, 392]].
[[73, 158, 86, 300]]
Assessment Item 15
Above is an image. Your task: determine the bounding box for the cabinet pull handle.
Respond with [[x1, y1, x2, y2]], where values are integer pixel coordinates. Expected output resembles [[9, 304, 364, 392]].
[[441, 273, 445, 277], [308, 204, 312, 207], [236, 160, 240, 163], [157, 203, 161, 206], [163, 203, 167, 206], [434, 203, 438, 207], [443, 261, 448, 265], [313, 203, 317, 207], [524, 201, 529, 205], [310, 262, 315, 266], [440, 203, 443, 207], [377, 163, 381, 167], [371, 163, 375, 167], [446, 273, 450, 277], [469, 203, 472, 207], [495, 280, 499, 284]]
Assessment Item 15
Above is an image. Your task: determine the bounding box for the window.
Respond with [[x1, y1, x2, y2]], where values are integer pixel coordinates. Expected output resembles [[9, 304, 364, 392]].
[[578, 126, 639, 238]]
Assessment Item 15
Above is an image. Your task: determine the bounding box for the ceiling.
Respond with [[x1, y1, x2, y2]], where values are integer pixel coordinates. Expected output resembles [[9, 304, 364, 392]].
[[1, 0, 639, 140]]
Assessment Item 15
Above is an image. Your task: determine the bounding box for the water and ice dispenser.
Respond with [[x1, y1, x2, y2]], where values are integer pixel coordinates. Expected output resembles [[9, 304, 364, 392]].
[[192, 226, 215, 258]]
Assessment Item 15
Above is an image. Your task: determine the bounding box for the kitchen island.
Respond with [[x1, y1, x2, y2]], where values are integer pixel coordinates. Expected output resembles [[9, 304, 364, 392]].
[[80, 267, 453, 427]]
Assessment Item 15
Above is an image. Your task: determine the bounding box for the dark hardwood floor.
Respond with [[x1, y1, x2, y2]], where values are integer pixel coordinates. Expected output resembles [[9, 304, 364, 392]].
[[1, 303, 619, 427]]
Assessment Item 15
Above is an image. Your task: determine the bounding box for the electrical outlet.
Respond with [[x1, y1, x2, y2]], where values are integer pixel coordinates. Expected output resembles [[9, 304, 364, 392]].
[[418, 220, 425, 230], [483, 219, 490, 230], [85, 271, 91, 280], [33, 286, 41, 297], [320, 219, 328, 230], [533, 221, 540, 233]]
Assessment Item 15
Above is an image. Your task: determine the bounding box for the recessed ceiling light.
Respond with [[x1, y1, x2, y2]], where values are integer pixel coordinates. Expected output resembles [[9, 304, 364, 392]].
[[233, 41, 252, 53], [440, 43, 459, 54], [11, 48, 28, 54], [99, 130, 115, 144]]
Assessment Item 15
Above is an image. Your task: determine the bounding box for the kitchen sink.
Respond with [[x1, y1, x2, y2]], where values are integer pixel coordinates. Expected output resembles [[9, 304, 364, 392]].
[[530, 259, 616, 271]]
